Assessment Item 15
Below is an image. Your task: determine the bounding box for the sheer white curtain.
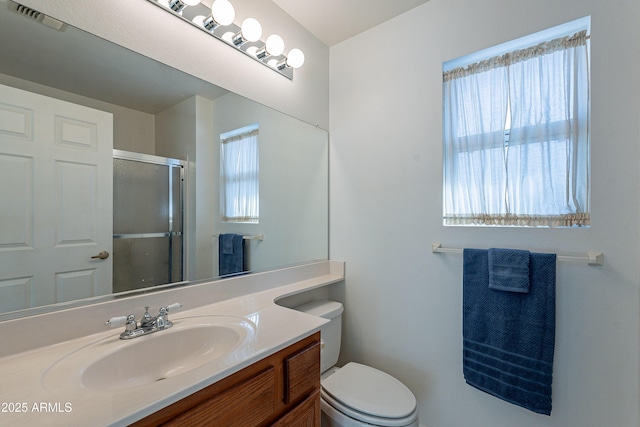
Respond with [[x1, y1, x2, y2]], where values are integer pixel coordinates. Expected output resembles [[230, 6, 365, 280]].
[[443, 31, 590, 227], [221, 128, 259, 223]]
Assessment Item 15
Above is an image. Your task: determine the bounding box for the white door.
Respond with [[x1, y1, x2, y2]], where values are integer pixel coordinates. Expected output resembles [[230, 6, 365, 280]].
[[0, 83, 113, 313]]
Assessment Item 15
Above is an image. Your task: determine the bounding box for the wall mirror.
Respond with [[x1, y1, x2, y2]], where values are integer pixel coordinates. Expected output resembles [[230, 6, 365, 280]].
[[0, 2, 328, 321]]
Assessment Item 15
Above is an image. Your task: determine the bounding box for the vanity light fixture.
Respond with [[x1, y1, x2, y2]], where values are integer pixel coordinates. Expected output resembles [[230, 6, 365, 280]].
[[146, 0, 304, 80], [167, 0, 200, 14]]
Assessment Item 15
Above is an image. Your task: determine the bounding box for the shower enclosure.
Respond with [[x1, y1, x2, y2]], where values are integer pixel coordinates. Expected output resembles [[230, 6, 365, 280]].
[[112, 150, 185, 293]]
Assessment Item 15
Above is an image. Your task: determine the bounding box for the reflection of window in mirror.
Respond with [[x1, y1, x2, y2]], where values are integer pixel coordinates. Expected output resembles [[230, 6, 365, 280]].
[[220, 124, 260, 223]]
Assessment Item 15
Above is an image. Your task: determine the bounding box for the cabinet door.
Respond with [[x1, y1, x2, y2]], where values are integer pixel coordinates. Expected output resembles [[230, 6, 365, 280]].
[[164, 366, 275, 427], [283, 341, 320, 404], [272, 390, 320, 427]]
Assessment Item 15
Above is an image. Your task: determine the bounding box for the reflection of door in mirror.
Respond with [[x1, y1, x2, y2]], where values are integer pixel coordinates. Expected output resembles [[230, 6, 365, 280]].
[[112, 151, 185, 293], [0, 84, 113, 313]]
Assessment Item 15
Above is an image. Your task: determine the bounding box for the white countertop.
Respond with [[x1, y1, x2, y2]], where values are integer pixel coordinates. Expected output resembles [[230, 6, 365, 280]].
[[0, 261, 343, 426]]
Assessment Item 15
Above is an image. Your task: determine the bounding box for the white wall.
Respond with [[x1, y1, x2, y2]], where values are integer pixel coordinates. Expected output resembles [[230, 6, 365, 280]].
[[154, 97, 202, 280], [329, 0, 640, 426], [194, 96, 217, 280]]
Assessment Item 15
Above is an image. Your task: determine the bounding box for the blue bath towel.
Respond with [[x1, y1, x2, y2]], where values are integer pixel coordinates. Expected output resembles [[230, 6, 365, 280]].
[[488, 248, 530, 293], [219, 234, 244, 276], [463, 248, 556, 415]]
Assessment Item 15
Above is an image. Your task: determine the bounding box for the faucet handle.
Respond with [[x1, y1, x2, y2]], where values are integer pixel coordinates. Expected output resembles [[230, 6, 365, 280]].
[[159, 303, 182, 315], [159, 303, 182, 316], [105, 315, 132, 328], [158, 303, 182, 326], [165, 302, 182, 312], [106, 314, 139, 339]]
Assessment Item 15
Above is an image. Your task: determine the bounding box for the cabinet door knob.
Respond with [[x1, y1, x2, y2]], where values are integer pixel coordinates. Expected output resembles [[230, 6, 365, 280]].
[[91, 250, 110, 260]]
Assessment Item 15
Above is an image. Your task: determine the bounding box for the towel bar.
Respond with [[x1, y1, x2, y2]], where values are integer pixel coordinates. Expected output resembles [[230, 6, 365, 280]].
[[242, 234, 264, 241], [432, 242, 603, 266], [213, 234, 264, 241]]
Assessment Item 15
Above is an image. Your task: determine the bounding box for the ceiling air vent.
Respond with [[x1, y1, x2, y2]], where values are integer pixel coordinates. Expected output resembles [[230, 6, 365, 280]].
[[15, 3, 42, 20], [8, 1, 66, 31]]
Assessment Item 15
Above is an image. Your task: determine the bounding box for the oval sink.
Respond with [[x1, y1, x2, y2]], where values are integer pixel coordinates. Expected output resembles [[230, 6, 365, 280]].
[[42, 315, 256, 392]]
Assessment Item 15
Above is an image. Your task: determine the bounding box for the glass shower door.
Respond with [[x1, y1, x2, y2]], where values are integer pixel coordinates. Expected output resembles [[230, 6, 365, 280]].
[[112, 150, 185, 293]]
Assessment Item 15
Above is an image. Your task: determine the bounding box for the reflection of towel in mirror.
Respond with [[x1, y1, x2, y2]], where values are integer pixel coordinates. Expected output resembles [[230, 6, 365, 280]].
[[463, 248, 556, 415], [219, 234, 244, 275], [221, 233, 236, 254]]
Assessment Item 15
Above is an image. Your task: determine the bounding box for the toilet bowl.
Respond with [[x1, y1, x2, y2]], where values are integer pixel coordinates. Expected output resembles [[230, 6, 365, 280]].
[[294, 300, 419, 427], [321, 362, 419, 427]]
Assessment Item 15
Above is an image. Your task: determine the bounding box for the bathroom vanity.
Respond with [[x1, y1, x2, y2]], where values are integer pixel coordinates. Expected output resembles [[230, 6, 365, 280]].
[[132, 332, 320, 426], [0, 261, 343, 427]]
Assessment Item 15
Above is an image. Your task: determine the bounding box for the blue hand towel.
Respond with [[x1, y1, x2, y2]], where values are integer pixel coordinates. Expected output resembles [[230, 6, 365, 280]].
[[463, 248, 556, 415], [221, 233, 235, 255], [488, 248, 530, 293], [219, 234, 244, 276]]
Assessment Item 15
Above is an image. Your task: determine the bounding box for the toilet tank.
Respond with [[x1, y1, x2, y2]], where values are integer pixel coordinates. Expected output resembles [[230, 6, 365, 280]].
[[294, 300, 343, 373]]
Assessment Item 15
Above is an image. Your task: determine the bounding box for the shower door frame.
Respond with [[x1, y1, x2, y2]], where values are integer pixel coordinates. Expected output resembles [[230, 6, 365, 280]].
[[112, 149, 186, 287]]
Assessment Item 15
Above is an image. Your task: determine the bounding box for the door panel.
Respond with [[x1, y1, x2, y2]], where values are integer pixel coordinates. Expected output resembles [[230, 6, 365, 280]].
[[0, 83, 113, 313], [0, 153, 32, 248], [55, 269, 97, 302], [56, 160, 98, 245]]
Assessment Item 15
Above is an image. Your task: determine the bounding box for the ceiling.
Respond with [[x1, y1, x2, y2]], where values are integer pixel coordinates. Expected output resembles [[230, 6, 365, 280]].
[[272, 0, 431, 46]]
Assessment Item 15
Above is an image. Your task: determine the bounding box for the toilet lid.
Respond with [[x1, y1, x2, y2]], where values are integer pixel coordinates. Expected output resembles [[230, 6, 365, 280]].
[[321, 362, 417, 419]]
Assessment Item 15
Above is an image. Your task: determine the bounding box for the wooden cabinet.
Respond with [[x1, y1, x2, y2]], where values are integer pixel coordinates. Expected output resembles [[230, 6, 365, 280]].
[[131, 332, 321, 427], [272, 391, 320, 427]]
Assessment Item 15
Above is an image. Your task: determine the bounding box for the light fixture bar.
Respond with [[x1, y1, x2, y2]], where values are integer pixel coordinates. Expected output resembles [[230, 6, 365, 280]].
[[145, 0, 298, 80]]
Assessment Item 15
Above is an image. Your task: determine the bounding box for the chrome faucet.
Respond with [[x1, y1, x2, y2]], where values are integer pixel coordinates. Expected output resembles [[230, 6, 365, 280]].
[[105, 303, 182, 340]]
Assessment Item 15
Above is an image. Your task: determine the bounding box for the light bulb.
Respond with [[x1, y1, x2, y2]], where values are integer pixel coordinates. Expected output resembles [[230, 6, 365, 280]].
[[241, 18, 262, 42], [192, 15, 206, 26], [286, 48, 305, 68], [221, 31, 235, 43], [265, 35, 285, 56], [211, 0, 235, 26], [183, 0, 200, 5]]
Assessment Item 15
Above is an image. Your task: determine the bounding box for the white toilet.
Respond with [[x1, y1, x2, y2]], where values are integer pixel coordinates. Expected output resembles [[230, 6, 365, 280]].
[[294, 300, 419, 427]]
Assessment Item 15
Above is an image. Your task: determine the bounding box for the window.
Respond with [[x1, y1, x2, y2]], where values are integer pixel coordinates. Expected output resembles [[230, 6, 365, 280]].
[[220, 125, 259, 223], [442, 19, 590, 227]]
